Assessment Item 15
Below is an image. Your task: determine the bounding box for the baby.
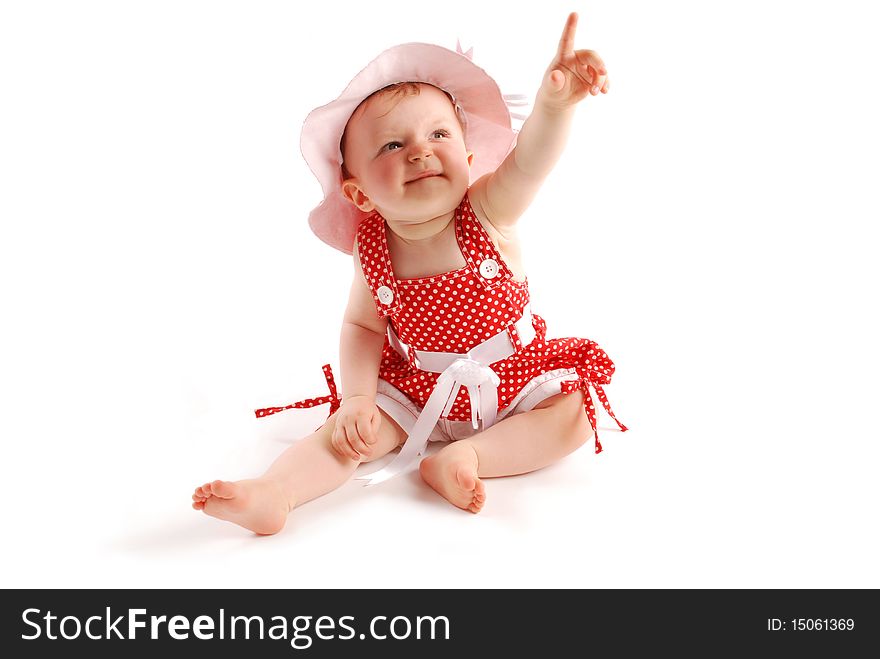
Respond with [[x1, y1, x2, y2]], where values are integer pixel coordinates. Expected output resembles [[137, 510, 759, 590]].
[[192, 13, 626, 534]]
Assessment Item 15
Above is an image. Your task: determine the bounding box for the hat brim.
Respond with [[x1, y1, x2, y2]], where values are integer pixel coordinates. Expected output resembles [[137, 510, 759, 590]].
[[301, 43, 516, 255]]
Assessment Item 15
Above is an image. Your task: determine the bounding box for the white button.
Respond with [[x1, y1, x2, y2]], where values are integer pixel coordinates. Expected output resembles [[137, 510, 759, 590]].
[[479, 258, 499, 279], [377, 285, 394, 305]]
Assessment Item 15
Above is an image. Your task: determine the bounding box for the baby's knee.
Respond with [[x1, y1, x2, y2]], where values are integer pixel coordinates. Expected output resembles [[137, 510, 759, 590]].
[[547, 412, 590, 452], [316, 411, 343, 448], [565, 415, 594, 450], [316, 408, 401, 463], [318, 408, 349, 441], [539, 391, 593, 450]]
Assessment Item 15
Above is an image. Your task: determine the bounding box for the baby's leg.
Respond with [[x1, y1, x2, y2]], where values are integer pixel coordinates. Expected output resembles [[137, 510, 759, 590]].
[[419, 390, 590, 513], [192, 408, 406, 534]]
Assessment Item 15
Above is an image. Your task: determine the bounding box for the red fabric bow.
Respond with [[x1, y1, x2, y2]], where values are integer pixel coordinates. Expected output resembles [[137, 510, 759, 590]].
[[254, 364, 341, 420], [560, 365, 628, 454]]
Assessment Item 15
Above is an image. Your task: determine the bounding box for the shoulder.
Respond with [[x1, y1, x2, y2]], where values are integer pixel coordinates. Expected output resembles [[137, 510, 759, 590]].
[[465, 182, 521, 248]]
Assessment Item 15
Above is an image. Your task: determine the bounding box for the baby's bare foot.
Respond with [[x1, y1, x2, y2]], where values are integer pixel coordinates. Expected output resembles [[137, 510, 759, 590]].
[[419, 442, 485, 513], [191, 479, 290, 535]]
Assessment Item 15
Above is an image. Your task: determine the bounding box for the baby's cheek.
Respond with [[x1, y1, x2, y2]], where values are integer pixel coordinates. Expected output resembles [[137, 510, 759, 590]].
[[449, 160, 473, 183], [374, 161, 400, 184], [364, 168, 394, 196]]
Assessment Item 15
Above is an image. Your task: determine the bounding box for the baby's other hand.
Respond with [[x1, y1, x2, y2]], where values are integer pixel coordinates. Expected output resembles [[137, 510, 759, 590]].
[[332, 395, 382, 460], [540, 12, 609, 111]]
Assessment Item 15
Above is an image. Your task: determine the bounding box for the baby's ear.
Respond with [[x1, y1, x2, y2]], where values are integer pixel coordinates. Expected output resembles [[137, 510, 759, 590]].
[[341, 179, 375, 212]]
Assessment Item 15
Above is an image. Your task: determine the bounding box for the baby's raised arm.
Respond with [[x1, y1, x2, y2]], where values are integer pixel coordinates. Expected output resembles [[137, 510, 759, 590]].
[[332, 241, 388, 460], [470, 12, 609, 233]]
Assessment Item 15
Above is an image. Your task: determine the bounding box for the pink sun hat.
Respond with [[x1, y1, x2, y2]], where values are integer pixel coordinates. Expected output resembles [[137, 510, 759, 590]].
[[300, 42, 518, 254]]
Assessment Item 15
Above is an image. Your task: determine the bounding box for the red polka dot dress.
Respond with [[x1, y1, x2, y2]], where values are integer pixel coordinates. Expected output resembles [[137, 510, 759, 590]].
[[258, 194, 627, 452]]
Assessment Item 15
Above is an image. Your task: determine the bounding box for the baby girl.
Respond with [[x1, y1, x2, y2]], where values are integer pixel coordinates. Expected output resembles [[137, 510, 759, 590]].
[[192, 13, 626, 534]]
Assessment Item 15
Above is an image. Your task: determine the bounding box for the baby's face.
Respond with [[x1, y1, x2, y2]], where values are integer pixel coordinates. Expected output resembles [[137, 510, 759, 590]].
[[341, 84, 473, 224]]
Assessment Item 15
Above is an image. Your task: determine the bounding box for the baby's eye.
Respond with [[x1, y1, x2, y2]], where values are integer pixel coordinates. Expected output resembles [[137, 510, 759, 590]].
[[431, 129, 450, 139], [382, 142, 403, 152]]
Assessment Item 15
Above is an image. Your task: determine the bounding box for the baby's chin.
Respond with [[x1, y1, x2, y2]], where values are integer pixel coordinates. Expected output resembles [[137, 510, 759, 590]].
[[382, 199, 460, 223], [378, 190, 466, 221]]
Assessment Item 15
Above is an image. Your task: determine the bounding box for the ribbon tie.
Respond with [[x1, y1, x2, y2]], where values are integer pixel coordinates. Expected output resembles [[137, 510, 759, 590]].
[[254, 364, 341, 427], [356, 357, 501, 486], [437, 358, 501, 430], [560, 364, 628, 454]]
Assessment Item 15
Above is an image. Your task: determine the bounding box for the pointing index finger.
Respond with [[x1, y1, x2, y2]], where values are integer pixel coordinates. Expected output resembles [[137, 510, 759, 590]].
[[556, 12, 578, 58]]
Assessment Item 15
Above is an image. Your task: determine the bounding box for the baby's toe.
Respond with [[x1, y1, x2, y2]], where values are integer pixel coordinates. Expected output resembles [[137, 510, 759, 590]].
[[210, 480, 236, 499]]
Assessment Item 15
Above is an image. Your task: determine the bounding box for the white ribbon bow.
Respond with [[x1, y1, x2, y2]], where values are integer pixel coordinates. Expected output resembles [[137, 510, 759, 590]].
[[356, 358, 500, 486]]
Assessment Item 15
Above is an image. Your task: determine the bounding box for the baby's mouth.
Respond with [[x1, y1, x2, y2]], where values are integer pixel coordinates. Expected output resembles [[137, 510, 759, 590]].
[[407, 171, 442, 183]]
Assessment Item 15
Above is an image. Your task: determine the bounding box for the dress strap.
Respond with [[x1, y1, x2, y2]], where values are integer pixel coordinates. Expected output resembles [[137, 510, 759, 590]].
[[455, 194, 515, 292], [355, 214, 402, 318]]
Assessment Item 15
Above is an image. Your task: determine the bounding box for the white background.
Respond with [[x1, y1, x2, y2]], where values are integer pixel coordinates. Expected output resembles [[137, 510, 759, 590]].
[[1, 0, 878, 589]]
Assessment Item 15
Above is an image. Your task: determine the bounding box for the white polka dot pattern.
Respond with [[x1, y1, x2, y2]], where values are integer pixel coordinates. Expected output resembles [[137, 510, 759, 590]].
[[351, 194, 628, 453]]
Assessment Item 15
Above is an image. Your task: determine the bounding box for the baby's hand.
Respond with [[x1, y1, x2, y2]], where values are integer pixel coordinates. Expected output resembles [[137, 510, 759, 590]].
[[332, 395, 382, 461], [540, 12, 609, 111]]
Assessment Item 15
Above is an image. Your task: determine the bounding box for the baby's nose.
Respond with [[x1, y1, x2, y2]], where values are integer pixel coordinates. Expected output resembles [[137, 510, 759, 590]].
[[408, 144, 433, 162]]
